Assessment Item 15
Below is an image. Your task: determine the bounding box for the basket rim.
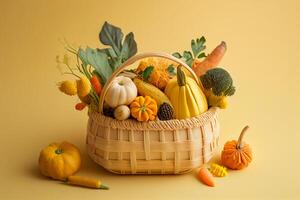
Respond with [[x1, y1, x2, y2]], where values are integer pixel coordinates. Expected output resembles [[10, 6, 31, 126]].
[[88, 107, 219, 131]]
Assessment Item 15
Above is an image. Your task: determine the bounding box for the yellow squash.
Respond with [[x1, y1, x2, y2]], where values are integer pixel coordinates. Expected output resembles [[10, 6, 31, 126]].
[[38, 141, 81, 181], [164, 66, 208, 119], [133, 78, 172, 107]]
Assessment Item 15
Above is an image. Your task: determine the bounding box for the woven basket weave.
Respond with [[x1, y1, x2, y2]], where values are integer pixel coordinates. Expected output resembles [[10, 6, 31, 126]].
[[86, 52, 220, 174]]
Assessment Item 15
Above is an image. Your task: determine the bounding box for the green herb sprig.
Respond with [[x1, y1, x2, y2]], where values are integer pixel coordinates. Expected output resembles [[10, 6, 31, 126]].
[[173, 36, 206, 67]]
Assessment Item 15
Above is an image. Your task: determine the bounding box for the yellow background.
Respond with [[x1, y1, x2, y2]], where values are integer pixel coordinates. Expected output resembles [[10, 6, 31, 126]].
[[1, 0, 300, 199]]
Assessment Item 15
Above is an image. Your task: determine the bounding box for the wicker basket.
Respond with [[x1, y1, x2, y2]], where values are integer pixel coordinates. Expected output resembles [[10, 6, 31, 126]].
[[86, 52, 220, 174]]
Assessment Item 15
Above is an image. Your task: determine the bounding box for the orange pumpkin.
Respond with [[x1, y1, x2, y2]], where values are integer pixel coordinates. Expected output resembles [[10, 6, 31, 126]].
[[130, 96, 158, 122], [221, 126, 253, 170], [38, 141, 81, 180]]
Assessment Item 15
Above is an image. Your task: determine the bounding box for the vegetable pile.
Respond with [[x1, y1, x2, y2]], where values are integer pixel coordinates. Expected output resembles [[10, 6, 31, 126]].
[[54, 21, 253, 189], [57, 21, 235, 121]]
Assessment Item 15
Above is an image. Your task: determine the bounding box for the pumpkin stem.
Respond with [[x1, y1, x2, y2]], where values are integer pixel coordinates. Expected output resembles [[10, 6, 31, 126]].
[[237, 125, 249, 149], [177, 65, 186, 86], [140, 104, 146, 112], [55, 149, 63, 154]]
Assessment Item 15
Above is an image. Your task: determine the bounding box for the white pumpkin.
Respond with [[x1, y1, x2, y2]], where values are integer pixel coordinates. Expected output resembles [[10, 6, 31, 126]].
[[114, 105, 131, 120], [104, 76, 137, 108]]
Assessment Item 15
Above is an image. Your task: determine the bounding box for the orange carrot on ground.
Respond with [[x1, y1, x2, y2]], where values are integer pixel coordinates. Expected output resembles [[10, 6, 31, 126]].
[[192, 41, 227, 77], [90, 75, 102, 95], [198, 166, 215, 187], [75, 102, 86, 111]]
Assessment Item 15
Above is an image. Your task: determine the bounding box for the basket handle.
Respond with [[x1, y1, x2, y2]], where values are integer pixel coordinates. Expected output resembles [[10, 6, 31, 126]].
[[99, 52, 199, 113]]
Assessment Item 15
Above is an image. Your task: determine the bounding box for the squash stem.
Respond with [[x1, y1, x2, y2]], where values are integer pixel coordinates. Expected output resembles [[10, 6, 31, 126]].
[[237, 125, 249, 149], [177, 65, 186, 86]]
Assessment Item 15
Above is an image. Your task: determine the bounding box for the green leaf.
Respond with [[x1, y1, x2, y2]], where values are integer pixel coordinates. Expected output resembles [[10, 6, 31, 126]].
[[98, 22, 137, 70], [166, 64, 176, 75], [78, 48, 89, 67], [120, 32, 137, 61], [183, 51, 193, 67], [99, 21, 123, 56], [191, 36, 206, 58], [85, 47, 112, 83], [197, 52, 206, 59], [109, 56, 122, 71], [172, 52, 182, 58], [97, 48, 122, 71], [97, 48, 117, 58], [142, 66, 154, 80]]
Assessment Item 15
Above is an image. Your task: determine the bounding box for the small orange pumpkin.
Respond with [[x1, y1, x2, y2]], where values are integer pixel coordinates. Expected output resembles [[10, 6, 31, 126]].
[[221, 126, 253, 170], [130, 96, 158, 122]]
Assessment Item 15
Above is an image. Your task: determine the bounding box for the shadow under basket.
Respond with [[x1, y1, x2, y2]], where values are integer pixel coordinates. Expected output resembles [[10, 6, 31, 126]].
[[86, 107, 220, 174]]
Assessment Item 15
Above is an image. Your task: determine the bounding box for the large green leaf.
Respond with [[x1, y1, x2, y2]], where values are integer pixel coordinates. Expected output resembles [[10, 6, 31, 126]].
[[78, 48, 89, 67], [97, 48, 117, 58], [85, 47, 112, 83], [110, 56, 122, 71], [120, 32, 137, 61], [97, 48, 122, 70], [99, 21, 123, 56]]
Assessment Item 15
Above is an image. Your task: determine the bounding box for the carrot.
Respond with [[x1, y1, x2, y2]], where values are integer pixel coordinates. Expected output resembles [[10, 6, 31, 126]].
[[90, 75, 102, 95], [75, 102, 86, 111], [67, 175, 109, 190], [192, 41, 227, 77], [198, 166, 215, 187]]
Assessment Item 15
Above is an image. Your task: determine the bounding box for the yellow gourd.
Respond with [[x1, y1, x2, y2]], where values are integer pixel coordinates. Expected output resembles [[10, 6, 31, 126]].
[[133, 78, 172, 107], [130, 96, 158, 122], [209, 163, 228, 177], [77, 76, 91, 97], [165, 66, 208, 119], [38, 141, 81, 181], [58, 80, 77, 96]]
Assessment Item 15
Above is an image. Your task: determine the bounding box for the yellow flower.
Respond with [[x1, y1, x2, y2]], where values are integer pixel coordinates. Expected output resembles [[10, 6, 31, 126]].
[[63, 53, 70, 65], [77, 76, 91, 97], [58, 80, 77, 96]]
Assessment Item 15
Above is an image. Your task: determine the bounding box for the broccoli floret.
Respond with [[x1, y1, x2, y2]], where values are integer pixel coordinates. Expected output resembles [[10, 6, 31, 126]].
[[200, 68, 235, 96]]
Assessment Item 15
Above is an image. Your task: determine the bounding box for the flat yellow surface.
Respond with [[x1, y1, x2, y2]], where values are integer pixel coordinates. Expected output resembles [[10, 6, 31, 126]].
[[1, 0, 300, 199]]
